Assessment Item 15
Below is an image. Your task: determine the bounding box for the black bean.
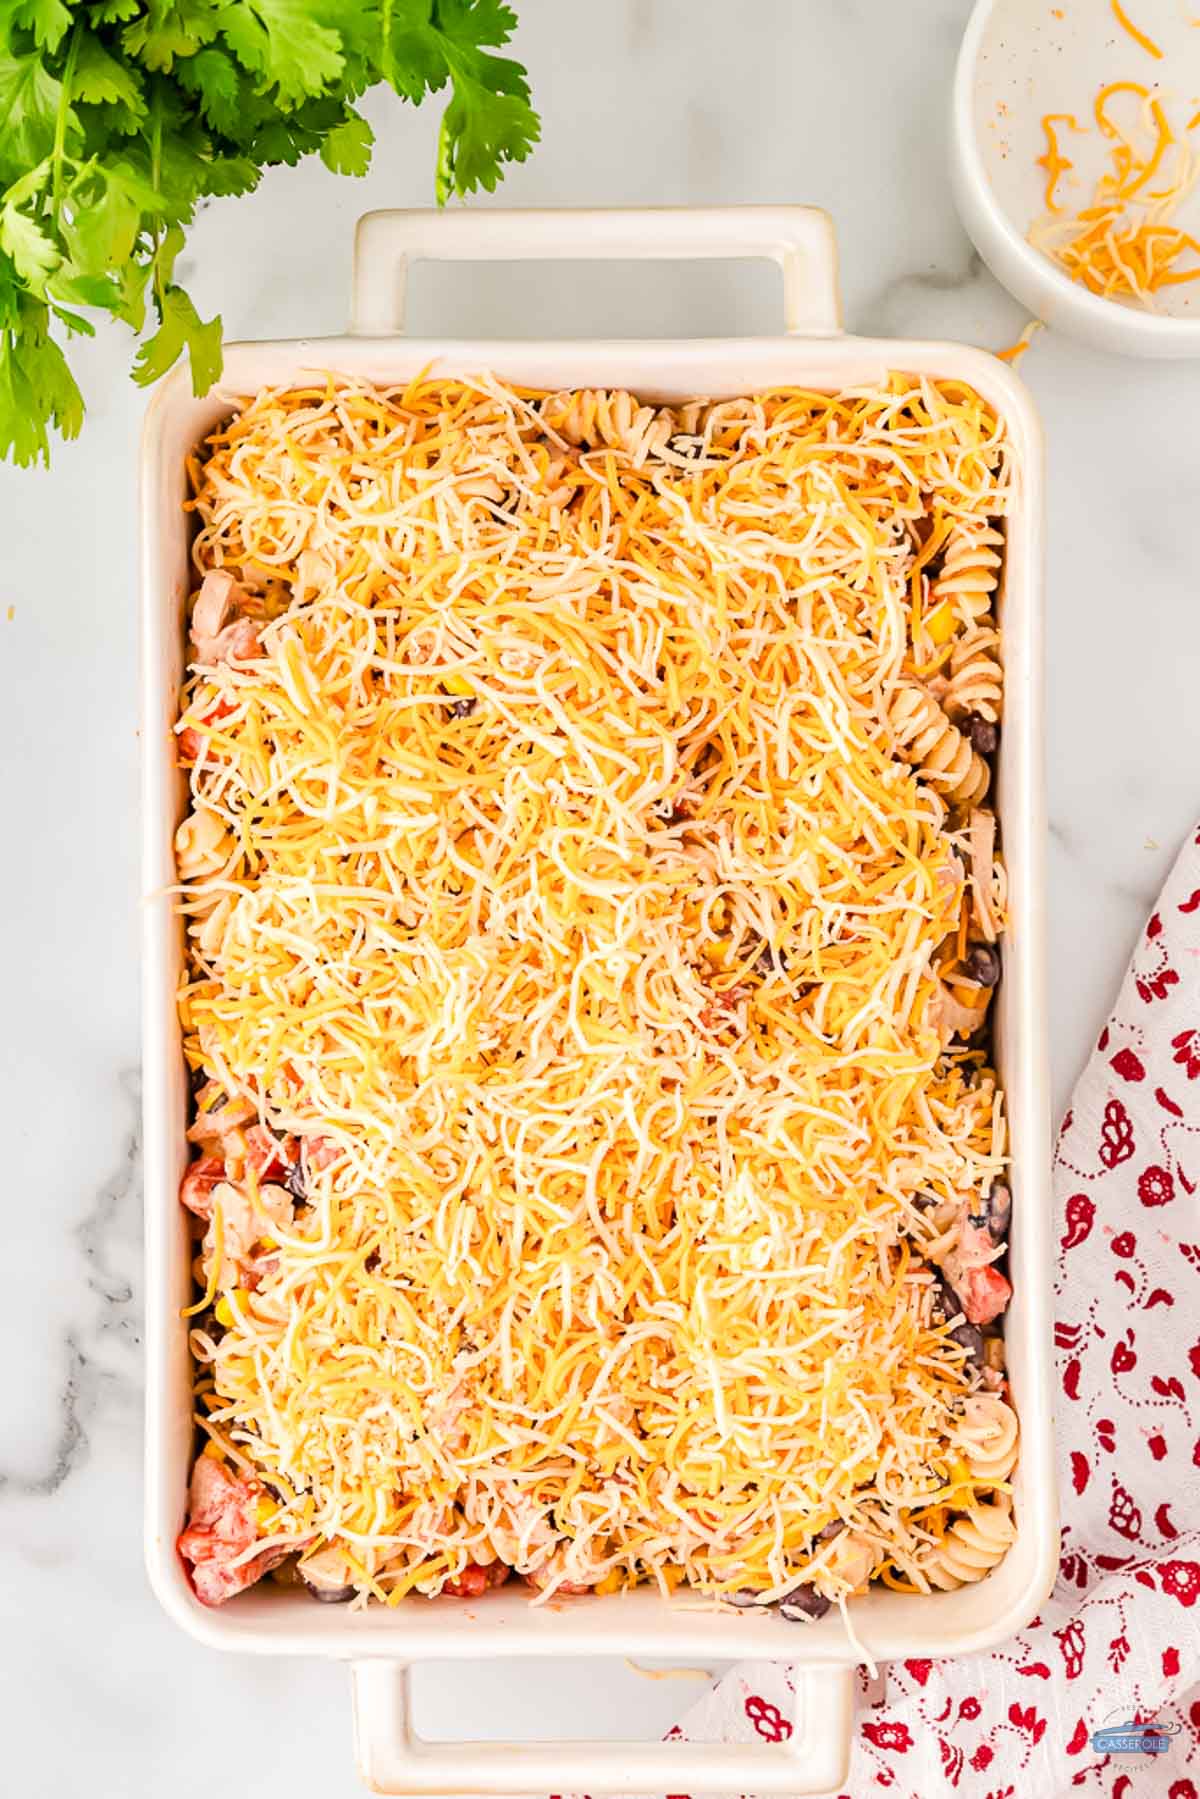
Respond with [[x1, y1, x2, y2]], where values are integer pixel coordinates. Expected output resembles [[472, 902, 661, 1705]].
[[298, 1546, 358, 1602], [446, 697, 477, 719], [965, 942, 1001, 987], [967, 1181, 1011, 1244], [365, 1247, 382, 1274], [931, 1273, 984, 1368], [727, 1588, 766, 1608], [965, 713, 999, 755], [778, 1582, 832, 1622], [284, 1160, 307, 1202], [299, 1573, 356, 1603], [985, 1180, 1012, 1242], [817, 1521, 844, 1542]]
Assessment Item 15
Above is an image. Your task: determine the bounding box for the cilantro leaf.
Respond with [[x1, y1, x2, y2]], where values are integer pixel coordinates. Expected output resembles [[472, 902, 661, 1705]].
[[216, 0, 344, 107], [121, 0, 223, 73], [0, 203, 60, 289], [319, 108, 373, 175], [380, 0, 537, 199], [71, 31, 147, 124], [0, 35, 68, 182], [0, 285, 84, 466], [132, 282, 222, 393], [0, 0, 541, 466], [438, 0, 522, 52], [437, 45, 536, 199], [91, 0, 143, 21], [382, 0, 451, 103], [175, 43, 241, 134], [3, 0, 72, 52]]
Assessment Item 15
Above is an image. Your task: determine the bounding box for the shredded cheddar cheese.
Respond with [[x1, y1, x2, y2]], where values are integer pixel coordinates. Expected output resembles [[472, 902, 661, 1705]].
[[177, 374, 1011, 1606], [1111, 0, 1164, 60], [1037, 113, 1084, 212], [994, 320, 1045, 365], [1031, 83, 1200, 305]]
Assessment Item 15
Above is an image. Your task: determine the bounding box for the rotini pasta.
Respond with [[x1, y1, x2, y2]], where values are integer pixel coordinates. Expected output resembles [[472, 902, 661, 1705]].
[[954, 1393, 1019, 1485], [810, 1530, 880, 1601], [943, 624, 1003, 724], [539, 386, 673, 464], [931, 523, 1004, 627], [889, 681, 991, 804], [174, 805, 229, 881], [916, 1498, 1016, 1592]]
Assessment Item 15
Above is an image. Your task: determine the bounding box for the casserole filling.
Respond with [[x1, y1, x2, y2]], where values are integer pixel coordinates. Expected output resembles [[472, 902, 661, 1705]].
[[173, 373, 1018, 1617]]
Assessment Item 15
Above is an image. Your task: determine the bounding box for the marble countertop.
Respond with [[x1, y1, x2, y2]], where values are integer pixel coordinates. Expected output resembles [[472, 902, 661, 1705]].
[[3, 0, 1198, 1791]]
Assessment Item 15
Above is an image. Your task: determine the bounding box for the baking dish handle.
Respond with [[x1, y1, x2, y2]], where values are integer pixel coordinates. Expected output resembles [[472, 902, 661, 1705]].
[[351, 1658, 854, 1795], [350, 204, 842, 337]]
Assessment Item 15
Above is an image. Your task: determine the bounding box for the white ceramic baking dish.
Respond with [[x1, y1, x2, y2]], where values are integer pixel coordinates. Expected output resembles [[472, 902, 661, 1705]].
[[142, 204, 1057, 1797]]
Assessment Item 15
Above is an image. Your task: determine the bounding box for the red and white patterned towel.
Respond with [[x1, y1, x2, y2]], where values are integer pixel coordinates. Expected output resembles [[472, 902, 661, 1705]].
[[647, 823, 1200, 1797]]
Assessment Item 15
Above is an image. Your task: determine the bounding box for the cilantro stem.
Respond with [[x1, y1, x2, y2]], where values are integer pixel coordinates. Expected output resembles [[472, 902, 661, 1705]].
[[149, 93, 166, 320], [380, 0, 394, 88], [50, 23, 83, 219]]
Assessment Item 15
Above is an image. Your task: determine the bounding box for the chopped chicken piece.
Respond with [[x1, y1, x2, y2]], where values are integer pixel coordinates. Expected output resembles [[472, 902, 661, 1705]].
[[186, 1083, 255, 1157], [524, 1545, 605, 1594], [190, 570, 261, 664], [202, 1179, 295, 1287], [930, 978, 989, 1045]]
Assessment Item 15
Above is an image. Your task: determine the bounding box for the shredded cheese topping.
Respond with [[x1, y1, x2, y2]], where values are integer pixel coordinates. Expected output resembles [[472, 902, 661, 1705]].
[[1031, 82, 1200, 305], [1111, 0, 1163, 61], [177, 373, 1011, 1605]]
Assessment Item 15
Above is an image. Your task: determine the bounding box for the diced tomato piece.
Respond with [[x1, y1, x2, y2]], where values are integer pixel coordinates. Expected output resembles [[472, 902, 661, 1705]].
[[244, 1124, 295, 1181], [961, 1264, 1012, 1326], [178, 1458, 259, 1604], [177, 1457, 307, 1606], [444, 1561, 510, 1598], [178, 696, 235, 763]]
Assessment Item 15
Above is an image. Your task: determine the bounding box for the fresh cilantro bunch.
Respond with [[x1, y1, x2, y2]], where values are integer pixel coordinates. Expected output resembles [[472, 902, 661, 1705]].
[[0, 0, 539, 466]]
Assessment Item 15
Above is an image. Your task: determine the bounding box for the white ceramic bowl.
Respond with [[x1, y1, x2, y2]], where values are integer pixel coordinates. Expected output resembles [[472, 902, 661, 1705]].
[[953, 0, 1200, 356]]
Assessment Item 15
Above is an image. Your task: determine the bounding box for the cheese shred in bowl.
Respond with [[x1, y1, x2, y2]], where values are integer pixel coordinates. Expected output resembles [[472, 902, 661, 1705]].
[[173, 373, 1019, 1617]]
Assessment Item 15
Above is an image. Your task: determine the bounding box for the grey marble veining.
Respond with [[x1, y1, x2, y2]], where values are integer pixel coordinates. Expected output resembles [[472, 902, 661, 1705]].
[[2, 0, 1199, 1791]]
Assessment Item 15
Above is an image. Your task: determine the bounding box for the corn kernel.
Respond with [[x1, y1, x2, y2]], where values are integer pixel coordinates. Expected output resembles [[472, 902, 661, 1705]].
[[441, 672, 473, 696], [202, 1438, 225, 1460], [925, 599, 956, 645], [255, 1495, 278, 1528], [215, 1288, 251, 1328]]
